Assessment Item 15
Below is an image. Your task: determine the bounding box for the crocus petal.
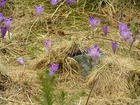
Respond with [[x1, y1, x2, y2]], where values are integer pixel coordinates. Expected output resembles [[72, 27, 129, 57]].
[[35, 5, 44, 17], [50, 0, 58, 6], [17, 57, 26, 65], [120, 30, 130, 41], [0, 13, 4, 23], [118, 23, 128, 31], [89, 16, 96, 30], [127, 35, 133, 44], [112, 42, 117, 54], [96, 18, 101, 26]]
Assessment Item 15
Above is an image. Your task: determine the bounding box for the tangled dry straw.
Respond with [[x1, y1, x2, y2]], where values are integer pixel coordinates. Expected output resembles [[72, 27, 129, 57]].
[[86, 55, 140, 102]]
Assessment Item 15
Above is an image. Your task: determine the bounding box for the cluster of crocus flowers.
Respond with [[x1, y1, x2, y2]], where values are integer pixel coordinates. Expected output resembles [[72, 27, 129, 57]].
[[89, 16, 101, 31], [45, 40, 52, 52], [102, 25, 108, 36], [87, 45, 100, 64], [1, 17, 12, 40], [118, 23, 133, 44], [112, 42, 117, 54], [0, 0, 6, 9], [35, 5, 44, 17], [17, 57, 26, 65], [49, 62, 59, 77]]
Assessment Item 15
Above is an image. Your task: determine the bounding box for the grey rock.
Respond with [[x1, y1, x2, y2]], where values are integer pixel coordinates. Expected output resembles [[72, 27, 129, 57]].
[[73, 53, 106, 76]]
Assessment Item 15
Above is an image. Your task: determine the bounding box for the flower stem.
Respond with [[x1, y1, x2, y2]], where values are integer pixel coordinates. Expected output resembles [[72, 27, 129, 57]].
[[8, 30, 10, 39]]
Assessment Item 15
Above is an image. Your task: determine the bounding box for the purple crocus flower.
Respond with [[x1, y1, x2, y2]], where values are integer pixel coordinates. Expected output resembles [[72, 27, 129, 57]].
[[118, 23, 128, 31], [102, 26, 108, 36], [35, 5, 44, 17], [89, 16, 101, 31], [87, 45, 100, 64], [49, 62, 59, 77], [66, 0, 76, 5], [0, 0, 6, 9], [44, 40, 52, 52], [17, 57, 26, 65], [50, 0, 58, 6], [112, 42, 117, 54], [4, 17, 12, 30], [1, 26, 7, 40], [0, 13, 4, 23], [120, 30, 130, 41]]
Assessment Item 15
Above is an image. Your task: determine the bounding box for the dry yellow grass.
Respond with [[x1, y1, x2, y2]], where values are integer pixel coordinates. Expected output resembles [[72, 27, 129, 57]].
[[0, 0, 140, 105]]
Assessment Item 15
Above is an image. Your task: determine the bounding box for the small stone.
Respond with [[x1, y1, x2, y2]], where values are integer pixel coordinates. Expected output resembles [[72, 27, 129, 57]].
[[73, 53, 106, 76]]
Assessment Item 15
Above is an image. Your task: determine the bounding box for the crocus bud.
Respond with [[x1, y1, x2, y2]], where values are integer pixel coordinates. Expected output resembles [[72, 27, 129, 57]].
[[0, 0, 6, 9], [49, 62, 59, 77], [1, 26, 7, 40], [112, 42, 117, 54], [102, 26, 108, 36], [4, 17, 12, 30], [50, 0, 58, 6], [35, 5, 44, 17]]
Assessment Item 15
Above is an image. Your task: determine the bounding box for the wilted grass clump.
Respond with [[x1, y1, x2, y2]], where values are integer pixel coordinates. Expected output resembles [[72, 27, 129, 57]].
[[87, 55, 137, 97], [85, 55, 140, 104]]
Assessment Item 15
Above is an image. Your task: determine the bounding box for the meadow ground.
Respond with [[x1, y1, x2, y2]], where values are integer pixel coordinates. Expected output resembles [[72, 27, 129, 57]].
[[0, 0, 140, 105]]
